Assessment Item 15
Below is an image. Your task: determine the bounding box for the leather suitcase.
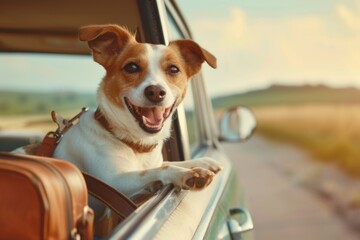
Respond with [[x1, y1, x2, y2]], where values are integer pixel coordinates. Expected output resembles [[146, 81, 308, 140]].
[[0, 152, 94, 240]]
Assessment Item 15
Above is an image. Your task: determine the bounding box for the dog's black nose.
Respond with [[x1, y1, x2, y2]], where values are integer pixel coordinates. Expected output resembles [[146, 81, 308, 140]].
[[144, 85, 166, 103]]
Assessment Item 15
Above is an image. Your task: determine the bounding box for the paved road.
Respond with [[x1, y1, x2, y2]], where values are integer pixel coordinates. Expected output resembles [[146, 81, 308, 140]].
[[223, 136, 359, 240]]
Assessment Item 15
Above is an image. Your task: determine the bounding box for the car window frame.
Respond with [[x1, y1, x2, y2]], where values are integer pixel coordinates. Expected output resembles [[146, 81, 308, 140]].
[[108, 1, 233, 239], [164, 0, 219, 156]]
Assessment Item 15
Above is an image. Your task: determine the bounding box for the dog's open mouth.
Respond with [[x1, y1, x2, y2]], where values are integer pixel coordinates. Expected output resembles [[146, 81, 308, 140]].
[[124, 98, 175, 134]]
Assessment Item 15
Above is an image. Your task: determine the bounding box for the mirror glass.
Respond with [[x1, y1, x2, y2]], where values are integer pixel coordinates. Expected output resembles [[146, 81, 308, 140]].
[[220, 106, 256, 142]]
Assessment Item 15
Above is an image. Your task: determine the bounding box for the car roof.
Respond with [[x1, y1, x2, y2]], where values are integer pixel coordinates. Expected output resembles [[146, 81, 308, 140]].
[[0, 0, 140, 54]]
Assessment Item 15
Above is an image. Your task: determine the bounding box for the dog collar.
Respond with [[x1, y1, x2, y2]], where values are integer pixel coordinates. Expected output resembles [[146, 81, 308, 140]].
[[94, 108, 158, 153]]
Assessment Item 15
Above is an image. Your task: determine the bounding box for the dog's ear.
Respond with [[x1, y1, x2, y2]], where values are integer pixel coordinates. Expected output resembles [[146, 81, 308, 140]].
[[169, 40, 217, 77], [79, 24, 134, 67]]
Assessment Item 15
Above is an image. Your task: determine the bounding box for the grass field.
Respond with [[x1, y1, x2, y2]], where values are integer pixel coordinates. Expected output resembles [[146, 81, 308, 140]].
[[0, 108, 89, 134], [212, 84, 360, 108], [254, 104, 360, 177], [213, 84, 360, 178], [0, 91, 96, 116]]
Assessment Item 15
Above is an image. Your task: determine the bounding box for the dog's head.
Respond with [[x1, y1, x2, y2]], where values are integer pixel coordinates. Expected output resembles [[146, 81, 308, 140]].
[[79, 24, 216, 143]]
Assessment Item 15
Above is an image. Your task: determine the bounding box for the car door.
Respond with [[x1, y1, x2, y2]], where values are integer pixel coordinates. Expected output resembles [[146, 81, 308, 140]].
[[107, 1, 254, 239]]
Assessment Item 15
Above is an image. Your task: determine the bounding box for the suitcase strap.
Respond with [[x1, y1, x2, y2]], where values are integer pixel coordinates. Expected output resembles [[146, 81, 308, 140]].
[[82, 173, 137, 219], [36, 107, 89, 157]]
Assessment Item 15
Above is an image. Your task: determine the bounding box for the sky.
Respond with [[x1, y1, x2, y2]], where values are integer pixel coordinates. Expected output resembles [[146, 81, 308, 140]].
[[178, 0, 360, 96], [0, 0, 359, 97]]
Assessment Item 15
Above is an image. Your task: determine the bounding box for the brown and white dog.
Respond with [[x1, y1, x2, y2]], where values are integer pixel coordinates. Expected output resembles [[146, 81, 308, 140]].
[[19, 24, 222, 202]]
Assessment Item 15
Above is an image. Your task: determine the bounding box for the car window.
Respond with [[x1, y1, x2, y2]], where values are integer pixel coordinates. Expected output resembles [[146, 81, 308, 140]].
[[166, 11, 201, 154], [0, 53, 101, 137]]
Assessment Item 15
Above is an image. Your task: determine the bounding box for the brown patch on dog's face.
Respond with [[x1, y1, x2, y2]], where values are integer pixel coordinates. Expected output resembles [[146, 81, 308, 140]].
[[101, 42, 149, 109]]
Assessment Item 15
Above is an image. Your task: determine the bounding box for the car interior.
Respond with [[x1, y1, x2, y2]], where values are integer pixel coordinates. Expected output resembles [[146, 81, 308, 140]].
[[0, 0, 209, 237]]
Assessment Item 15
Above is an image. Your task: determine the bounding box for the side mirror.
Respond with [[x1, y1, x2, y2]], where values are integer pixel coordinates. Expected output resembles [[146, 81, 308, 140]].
[[219, 106, 256, 142]]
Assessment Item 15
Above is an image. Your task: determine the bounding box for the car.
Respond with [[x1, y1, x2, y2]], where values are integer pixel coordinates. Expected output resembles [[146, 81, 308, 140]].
[[0, 0, 256, 239]]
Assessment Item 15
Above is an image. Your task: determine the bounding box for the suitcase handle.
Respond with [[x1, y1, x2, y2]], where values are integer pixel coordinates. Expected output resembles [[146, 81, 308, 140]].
[[82, 173, 137, 219]]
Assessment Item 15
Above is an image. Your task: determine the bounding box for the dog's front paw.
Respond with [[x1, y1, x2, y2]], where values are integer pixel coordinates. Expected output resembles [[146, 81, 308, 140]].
[[192, 157, 223, 174], [181, 167, 215, 191]]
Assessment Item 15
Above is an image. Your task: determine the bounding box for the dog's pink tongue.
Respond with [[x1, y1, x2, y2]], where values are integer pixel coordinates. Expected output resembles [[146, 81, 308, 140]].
[[142, 107, 163, 124]]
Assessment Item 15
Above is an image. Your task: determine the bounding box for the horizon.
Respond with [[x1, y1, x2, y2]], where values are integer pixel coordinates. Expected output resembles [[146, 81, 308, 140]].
[[2, 82, 360, 99]]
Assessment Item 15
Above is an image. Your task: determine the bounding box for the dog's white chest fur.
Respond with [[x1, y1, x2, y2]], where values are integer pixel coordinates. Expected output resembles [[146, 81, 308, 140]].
[[54, 111, 164, 185]]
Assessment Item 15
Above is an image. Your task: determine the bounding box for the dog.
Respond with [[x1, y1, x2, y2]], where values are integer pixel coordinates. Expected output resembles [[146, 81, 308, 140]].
[[17, 24, 222, 204]]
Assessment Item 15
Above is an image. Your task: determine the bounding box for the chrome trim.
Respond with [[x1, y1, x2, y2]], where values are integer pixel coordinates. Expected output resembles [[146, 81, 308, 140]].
[[192, 74, 214, 146], [165, 0, 192, 39], [227, 208, 254, 239], [109, 149, 232, 239], [108, 185, 188, 239], [191, 150, 232, 239], [195, 71, 219, 145], [155, 0, 170, 44], [176, 103, 191, 160]]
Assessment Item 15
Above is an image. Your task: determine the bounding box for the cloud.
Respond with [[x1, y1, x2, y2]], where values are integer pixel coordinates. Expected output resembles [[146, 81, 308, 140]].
[[223, 8, 246, 45], [191, 3, 360, 96], [192, 7, 246, 51], [336, 2, 360, 31]]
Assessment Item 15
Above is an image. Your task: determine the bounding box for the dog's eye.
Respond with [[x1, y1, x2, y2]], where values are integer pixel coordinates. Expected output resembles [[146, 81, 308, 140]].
[[124, 62, 141, 74], [167, 65, 180, 75]]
